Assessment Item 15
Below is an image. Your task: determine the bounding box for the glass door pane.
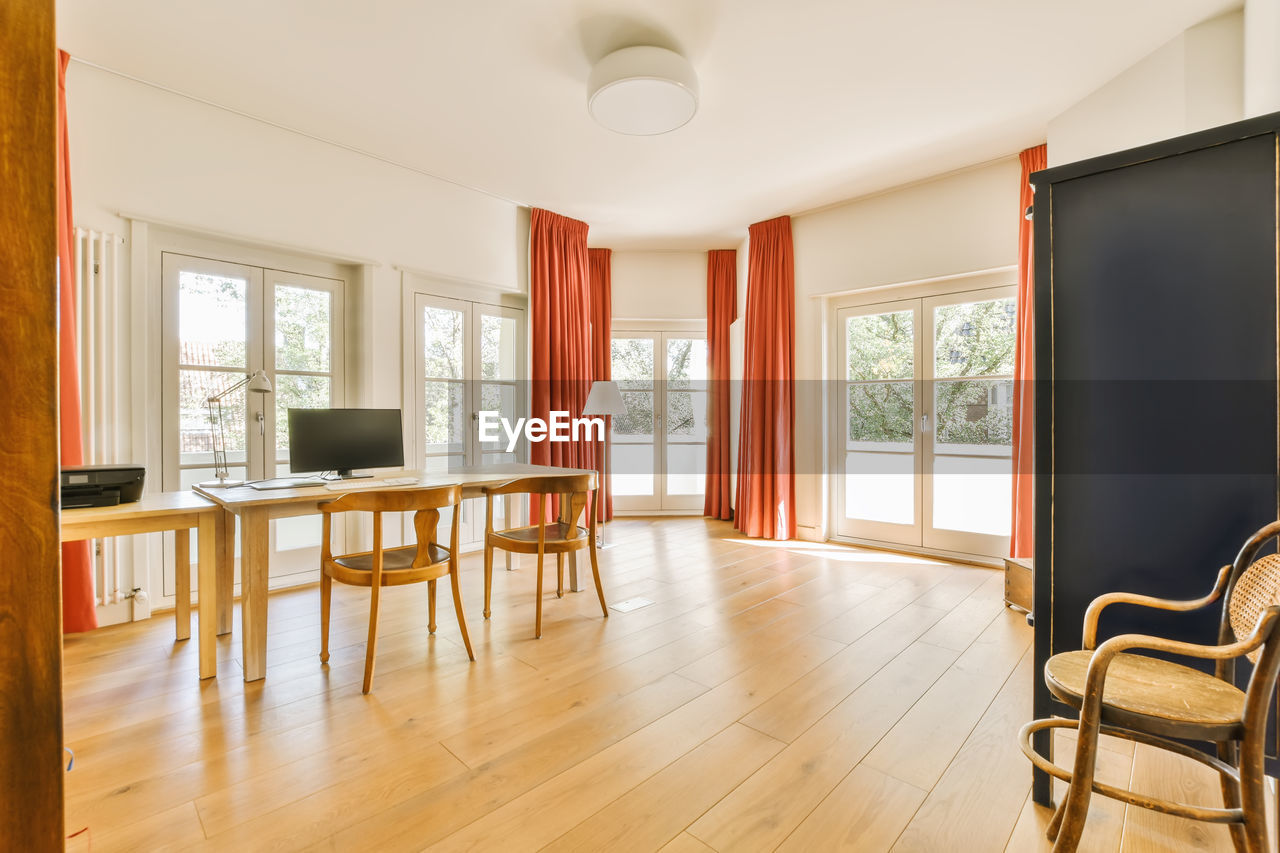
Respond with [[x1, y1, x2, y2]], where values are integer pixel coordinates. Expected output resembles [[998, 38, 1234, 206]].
[[176, 269, 251, 486], [474, 305, 523, 531], [923, 291, 1015, 555], [611, 335, 658, 511], [267, 271, 343, 578], [836, 302, 921, 544], [662, 336, 707, 508], [422, 301, 467, 471]]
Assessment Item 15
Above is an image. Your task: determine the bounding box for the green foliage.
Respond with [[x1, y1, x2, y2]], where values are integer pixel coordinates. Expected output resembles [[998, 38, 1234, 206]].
[[847, 298, 1015, 447]]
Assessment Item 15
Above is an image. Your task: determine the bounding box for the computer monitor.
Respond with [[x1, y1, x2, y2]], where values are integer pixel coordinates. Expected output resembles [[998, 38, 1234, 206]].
[[287, 408, 405, 479]]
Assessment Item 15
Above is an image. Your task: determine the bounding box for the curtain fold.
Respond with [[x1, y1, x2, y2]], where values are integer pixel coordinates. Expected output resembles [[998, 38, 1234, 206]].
[[58, 50, 96, 632], [1010, 144, 1046, 559], [704, 249, 737, 520], [530, 209, 595, 519], [588, 247, 613, 522], [734, 216, 795, 540]]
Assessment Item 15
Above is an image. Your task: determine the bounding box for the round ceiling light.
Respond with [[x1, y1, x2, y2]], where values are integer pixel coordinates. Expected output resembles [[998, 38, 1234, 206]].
[[588, 46, 699, 136]]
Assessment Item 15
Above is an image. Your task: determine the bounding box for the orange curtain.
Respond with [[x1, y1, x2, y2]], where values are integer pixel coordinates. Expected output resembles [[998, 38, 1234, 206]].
[[1010, 144, 1046, 559], [734, 217, 795, 540], [588, 247, 613, 522], [530, 209, 595, 516], [58, 50, 96, 632], [704, 249, 737, 520]]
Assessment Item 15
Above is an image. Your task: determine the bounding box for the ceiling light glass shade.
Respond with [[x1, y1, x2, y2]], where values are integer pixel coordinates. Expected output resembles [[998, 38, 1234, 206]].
[[588, 46, 699, 136]]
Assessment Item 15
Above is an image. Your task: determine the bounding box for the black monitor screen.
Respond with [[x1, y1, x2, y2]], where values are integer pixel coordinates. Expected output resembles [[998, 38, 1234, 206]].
[[287, 408, 405, 477]]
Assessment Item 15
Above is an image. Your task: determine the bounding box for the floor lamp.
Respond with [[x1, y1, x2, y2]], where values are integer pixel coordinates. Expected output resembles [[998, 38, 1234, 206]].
[[582, 380, 627, 549], [199, 369, 273, 488]]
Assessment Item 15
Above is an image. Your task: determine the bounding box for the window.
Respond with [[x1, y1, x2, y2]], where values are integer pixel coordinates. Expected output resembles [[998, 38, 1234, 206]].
[[162, 252, 345, 589], [831, 284, 1015, 557], [611, 327, 707, 513], [405, 288, 525, 545]]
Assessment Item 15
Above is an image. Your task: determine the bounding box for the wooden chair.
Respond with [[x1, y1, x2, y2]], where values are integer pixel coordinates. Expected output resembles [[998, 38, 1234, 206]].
[[320, 485, 474, 693], [1018, 520, 1280, 852], [481, 473, 608, 638]]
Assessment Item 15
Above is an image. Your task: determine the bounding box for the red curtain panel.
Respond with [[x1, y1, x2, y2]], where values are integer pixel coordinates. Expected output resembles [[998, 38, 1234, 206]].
[[530, 209, 595, 517], [734, 216, 796, 540], [588, 247, 613, 521], [58, 50, 97, 632], [704, 249, 737, 520], [1010, 144, 1046, 559]]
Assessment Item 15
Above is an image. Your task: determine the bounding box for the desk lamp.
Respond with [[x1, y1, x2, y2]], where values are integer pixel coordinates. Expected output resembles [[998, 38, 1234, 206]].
[[199, 369, 273, 488]]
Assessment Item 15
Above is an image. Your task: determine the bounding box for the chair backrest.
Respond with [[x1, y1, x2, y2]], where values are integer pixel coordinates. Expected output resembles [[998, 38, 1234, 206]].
[[1221, 521, 1280, 650], [1217, 521, 1280, 733], [483, 473, 597, 534], [321, 484, 462, 567], [482, 473, 596, 497]]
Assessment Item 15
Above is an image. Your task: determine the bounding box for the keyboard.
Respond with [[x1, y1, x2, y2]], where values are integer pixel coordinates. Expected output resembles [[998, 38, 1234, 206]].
[[248, 477, 325, 491], [323, 476, 420, 491]]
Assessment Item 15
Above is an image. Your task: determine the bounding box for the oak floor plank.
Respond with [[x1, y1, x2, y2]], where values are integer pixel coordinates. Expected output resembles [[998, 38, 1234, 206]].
[[776, 764, 929, 852], [862, 608, 1030, 790], [687, 640, 959, 851], [1119, 742, 1235, 852], [542, 723, 785, 853], [59, 518, 1219, 853]]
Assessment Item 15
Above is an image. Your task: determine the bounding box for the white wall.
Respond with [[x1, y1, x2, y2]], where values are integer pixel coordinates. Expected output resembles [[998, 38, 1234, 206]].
[[789, 158, 1022, 539], [1047, 10, 1244, 166], [1245, 0, 1280, 115], [66, 61, 526, 622], [609, 251, 707, 320]]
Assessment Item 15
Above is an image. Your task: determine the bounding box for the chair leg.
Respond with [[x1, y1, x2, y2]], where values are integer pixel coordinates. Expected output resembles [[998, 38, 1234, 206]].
[[556, 553, 564, 598], [589, 538, 608, 618], [428, 578, 437, 634], [1218, 741, 1248, 852], [449, 565, 475, 661], [1053, 719, 1103, 852], [362, 580, 382, 694], [483, 540, 493, 619], [535, 549, 544, 639], [1046, 792, 1068, 841], [319, 572, 332, 663], [1239, 749, 1269, 853]]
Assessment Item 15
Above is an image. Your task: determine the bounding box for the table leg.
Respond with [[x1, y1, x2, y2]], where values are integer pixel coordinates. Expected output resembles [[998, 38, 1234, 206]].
[[197, 512, 217, 680], [240, 508, 269, 682], [174, 528, 191, 641], [216, 508, 235, 636]]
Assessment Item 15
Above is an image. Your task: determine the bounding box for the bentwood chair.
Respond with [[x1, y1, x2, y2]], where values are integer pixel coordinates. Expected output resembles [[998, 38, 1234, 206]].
[[1019, 520, 1280, 852], [320, 485, 474, 693], [481, 473, 608, 638]]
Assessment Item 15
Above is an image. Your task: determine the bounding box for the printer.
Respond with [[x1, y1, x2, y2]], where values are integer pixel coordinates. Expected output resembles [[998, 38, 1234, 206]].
[[61, 465, 146, 508]]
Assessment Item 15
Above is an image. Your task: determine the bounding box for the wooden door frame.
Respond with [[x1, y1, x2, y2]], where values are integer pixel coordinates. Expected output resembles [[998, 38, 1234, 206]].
[[0, 0, 65, 846]]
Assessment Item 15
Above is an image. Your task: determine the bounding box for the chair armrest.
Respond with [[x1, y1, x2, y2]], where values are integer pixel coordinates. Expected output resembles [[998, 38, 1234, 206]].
[[1083, 565, 1232, 649]]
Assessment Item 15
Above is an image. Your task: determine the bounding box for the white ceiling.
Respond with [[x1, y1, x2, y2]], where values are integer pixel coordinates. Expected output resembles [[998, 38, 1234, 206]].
[[57, 0, 1240, 250]]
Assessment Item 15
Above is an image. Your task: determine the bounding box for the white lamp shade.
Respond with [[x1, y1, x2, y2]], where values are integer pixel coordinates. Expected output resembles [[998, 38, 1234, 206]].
[[582, 380, 628, 416], [588, 46, 699, 136], [246, 369, 273, 394]]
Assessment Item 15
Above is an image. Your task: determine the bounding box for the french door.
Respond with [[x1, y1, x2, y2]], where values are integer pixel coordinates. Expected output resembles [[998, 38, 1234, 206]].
[[408, 292, 524, 544], [832, 286, 1014, 557], [162, 252, 345, 589], [611, 330, 707, 513]]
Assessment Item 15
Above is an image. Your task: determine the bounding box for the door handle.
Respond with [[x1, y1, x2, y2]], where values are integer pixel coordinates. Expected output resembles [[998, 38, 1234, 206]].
[[257, 411, 265, 436], [920, 414, 931, 433]]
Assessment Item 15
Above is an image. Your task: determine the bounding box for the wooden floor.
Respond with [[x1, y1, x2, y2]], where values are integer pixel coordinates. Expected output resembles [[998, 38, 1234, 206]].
[[63, 518, 1244, 852]]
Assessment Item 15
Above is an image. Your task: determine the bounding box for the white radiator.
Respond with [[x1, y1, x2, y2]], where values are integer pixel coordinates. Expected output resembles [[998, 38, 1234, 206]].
[[73, 228, 126, 607]]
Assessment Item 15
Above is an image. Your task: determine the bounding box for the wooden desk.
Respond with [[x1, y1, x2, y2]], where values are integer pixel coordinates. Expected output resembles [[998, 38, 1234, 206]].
[[61, 491, 220, 679], [195, 463, 594, 682]]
